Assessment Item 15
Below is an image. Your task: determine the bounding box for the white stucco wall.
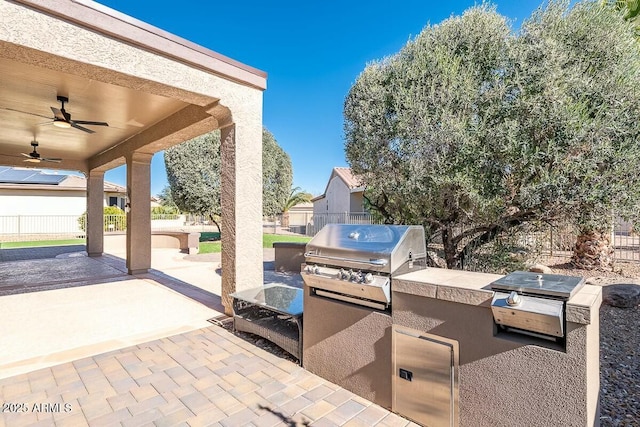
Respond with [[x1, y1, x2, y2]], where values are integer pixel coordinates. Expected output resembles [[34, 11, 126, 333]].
[[0, 190, 86, 216], [350, 192, 364, 212], [324, 176, 350, 213], [0, 190, 127, 216], [313, 197, 327, 215]]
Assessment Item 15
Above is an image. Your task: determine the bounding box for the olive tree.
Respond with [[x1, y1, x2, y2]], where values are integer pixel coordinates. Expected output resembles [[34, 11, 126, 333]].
[[344, 1, 640, 270], [165, 131, 222, 231], [262, 128, 293, 217], [164, 128, 293, 230]]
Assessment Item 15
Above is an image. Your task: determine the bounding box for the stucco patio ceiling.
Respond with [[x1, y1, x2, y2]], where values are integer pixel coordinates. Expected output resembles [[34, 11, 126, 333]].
[[0, 56, 187, 168]]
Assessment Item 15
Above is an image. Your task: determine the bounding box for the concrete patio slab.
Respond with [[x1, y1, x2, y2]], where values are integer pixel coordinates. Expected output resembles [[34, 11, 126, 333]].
[[0, 247, 301, 381], [0, 245, 86, 262], [0, 276, 222, 380], [0, 256, 125, 295]]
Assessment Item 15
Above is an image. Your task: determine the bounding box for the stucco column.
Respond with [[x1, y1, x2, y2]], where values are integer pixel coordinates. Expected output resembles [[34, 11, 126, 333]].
[[220, 121, 264, 315], [86, 169, 104, 257], [125, 152, 152, 275]]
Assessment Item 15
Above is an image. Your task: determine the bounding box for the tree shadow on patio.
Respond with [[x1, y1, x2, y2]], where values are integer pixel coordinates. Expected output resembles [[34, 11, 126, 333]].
[[143, 268, 225, 312], [257, 404, 310, 426]]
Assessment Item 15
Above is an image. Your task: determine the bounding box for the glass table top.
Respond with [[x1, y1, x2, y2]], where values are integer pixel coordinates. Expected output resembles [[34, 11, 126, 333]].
[[230, 283, 303, 316]]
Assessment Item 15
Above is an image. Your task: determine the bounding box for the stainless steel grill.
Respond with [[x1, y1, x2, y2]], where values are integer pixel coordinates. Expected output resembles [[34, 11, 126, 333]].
[[490, 271, 585, 340], [302, 224, 427, 310]]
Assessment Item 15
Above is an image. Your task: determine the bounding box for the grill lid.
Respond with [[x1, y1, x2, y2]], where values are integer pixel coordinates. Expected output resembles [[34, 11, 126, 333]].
[[304, 224, 426, 274], [490, 271, 585, 300]]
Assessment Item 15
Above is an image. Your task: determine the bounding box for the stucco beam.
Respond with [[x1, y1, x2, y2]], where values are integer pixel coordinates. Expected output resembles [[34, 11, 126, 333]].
[[206, 103, 233, 129], [88, 103, 220, 171], [0, 41, 217, 108], [3, 1, 266, 91]]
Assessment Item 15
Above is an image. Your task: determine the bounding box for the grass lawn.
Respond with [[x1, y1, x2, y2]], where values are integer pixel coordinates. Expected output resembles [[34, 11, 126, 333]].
[[199, 232, 220, 242], [0, 239, 86, 249], [199, 233, 310, 254]]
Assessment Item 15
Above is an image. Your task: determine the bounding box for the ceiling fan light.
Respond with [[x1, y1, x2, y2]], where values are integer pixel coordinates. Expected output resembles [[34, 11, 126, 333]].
[[53, 119, 71, 129]]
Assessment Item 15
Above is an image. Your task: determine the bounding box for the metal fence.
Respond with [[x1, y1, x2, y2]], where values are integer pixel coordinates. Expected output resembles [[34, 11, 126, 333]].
[[525, 220, 640, 263], [0, 214, 219, 242], [426, 219, 640, 266], [262, 212, 380, 236], [2, 212, 638, 263]]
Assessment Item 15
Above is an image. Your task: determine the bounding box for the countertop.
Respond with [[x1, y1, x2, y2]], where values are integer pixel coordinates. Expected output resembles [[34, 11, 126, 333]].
[[393, 268, 602, 325]]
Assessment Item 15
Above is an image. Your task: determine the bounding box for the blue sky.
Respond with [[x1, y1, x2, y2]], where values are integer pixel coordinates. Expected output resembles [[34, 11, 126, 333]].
[[96, 0, 545, 197]]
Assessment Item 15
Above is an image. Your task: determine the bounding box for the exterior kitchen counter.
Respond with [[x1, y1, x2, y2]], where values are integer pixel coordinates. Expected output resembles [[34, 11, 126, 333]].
[[394, 268, 602, 325], [394, 268, 504, 306], [391, 267, 602, 427]]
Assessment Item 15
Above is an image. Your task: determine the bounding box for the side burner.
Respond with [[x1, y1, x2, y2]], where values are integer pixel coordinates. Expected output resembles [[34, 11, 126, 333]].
[[491, 271, 585, 299], [490, 271, 586, 341]]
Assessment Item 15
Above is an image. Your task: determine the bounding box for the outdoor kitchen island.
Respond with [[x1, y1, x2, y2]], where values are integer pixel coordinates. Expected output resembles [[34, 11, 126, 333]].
[[390, 268, 602, 427], [301, 224, 601, 427]]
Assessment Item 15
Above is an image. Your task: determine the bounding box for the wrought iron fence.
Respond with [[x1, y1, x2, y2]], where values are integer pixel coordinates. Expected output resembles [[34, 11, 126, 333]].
[[429, 219, 640, 269], [0, 213, 216, 242], [0, 215, 86, 243], [262, 212, 380, 236], [2, 212, 638, 264]]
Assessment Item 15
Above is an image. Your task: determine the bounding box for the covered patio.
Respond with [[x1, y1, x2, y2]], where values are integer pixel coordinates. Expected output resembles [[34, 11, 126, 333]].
[[0, 0, 265, 314]]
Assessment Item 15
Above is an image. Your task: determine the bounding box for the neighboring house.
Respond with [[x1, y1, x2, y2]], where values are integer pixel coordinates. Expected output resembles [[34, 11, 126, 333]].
[[312, 167, 365, 215], [288, 201, 313, 221], [0, 166, 126, 216], [285, 201, 313, 234]]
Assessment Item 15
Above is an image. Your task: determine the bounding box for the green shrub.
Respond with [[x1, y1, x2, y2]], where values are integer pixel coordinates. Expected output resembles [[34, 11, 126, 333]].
[[151, 205, 179, 215], [78, 206, 126, 232]]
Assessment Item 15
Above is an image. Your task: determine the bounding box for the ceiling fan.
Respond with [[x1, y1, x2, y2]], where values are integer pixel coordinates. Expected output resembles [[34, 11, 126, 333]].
[[49, 95, 109, 134], [21, 141, 62, 163]]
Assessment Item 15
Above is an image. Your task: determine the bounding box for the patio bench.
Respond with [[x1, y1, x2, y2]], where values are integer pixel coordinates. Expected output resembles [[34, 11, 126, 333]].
[[103, 231, 200, 254]]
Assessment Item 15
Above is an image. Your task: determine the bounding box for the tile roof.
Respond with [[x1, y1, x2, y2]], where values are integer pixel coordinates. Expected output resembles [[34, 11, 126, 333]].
[[313, 167, 364, 201], [333, 167, 362, 189]]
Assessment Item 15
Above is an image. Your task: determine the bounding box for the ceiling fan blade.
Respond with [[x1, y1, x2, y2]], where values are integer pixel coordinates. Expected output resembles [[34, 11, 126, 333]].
[[50, 106, 66, 121], [73, 120, 109, 126], [21, 152, 33, 158], [70, 121, 95, 134], [42, 157, 62, 163], [1, 107, 51, 119], [23, 158, 41, 163]]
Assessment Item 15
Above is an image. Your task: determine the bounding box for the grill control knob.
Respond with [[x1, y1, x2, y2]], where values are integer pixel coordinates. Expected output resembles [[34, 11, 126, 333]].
[[506, 291, 521, 306], [313, 265, 320, 274], [305, 265, 313, 273], [364, 273, 374, 284]]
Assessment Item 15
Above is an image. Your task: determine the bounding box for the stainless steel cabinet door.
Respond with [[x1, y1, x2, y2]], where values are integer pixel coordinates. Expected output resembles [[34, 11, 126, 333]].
[[392, 326, 459, 427]]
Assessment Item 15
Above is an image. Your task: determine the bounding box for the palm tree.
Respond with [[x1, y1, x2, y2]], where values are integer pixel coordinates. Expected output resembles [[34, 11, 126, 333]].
[[282, 187, 313, 228], [571, 1, 640, 271]]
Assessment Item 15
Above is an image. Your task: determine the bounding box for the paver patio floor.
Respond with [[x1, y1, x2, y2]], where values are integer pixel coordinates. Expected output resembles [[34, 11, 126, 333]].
[[0, 324, 414, 427]]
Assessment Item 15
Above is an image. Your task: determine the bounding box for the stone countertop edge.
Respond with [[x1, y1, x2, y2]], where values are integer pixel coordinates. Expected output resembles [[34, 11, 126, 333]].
[[565, 284, 602, 325], [393, 268, 602, 324]]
